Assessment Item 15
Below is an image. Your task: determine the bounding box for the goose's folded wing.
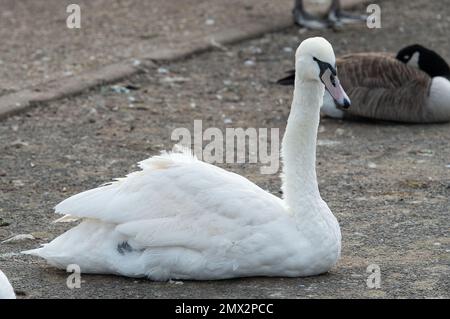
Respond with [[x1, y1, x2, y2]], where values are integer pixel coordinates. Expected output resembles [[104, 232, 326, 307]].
[[54, 150, 284, 230], [337, 55, 432, 122], [276, 52, 396, 86]]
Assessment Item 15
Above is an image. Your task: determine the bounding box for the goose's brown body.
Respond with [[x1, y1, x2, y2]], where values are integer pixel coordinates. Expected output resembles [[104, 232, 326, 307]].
[[337, 53, 432, 123]]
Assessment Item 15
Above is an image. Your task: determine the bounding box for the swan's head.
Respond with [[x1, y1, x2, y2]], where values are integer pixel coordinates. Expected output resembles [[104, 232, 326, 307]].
[[295, 37, 351, 109]]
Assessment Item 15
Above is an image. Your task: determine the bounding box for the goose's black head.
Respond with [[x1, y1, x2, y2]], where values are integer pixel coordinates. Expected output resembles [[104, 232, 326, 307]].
[[396, 44, 450, 79]]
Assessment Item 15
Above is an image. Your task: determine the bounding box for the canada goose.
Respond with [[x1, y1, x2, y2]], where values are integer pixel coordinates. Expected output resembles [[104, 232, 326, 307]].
[[278, 45, 450, 123], [24, 37, 349, 280], [0, 270, 15, 299], [294, 0, 366, 29]]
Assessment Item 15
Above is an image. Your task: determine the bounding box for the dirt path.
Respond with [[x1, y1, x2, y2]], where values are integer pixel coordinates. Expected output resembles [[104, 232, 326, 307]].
[[0, 0, 449, 298]]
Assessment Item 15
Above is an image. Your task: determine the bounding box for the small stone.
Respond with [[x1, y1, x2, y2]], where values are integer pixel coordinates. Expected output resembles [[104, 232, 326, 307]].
[[0, 218, 10, 227], [110, 85, 130, 94], [12, 180, 25, 187], [157, 67, 169, 74], [160, 77, 190, 83], [2, 234, 35, 244], [9, 139, 29, 148], [244, 60, 255, 67], [249, 47, 262, 54], [30, 232, 51, 240], [317, 140, 341, 147], [205, 18, 215, 26], [416, 149, 433, 157]]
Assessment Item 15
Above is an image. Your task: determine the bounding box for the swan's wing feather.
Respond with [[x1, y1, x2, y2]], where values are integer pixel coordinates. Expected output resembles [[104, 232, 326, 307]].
[[55, 150, 284, 227], [0, 270, 15, 299]]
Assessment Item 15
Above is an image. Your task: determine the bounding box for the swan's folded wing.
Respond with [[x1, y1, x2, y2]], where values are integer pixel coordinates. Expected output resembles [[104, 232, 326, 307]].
[[0, 271, 15, 299], [54, 150, 284, 227]]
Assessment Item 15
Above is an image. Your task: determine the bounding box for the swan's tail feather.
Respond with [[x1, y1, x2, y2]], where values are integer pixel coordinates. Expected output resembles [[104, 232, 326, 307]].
[[138, 144, 198, 170]]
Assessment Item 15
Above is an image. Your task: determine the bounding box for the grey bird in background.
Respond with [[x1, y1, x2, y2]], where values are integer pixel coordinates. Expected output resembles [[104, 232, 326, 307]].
[[293, 0, 367, 29]]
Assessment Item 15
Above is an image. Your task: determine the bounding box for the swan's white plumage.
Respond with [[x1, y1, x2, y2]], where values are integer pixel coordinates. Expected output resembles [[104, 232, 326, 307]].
[[0, 270, 15, 299], [24, 148, 339, 280], [24, 37, 342, 281]]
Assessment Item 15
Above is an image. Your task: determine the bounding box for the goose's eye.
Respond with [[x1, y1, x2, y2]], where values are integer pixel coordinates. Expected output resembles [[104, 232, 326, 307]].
[[404, 55, 410, 60]]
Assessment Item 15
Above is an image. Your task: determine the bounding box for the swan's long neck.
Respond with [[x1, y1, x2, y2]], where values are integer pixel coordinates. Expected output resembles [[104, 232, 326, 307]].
[[281, 78, 324, 213]]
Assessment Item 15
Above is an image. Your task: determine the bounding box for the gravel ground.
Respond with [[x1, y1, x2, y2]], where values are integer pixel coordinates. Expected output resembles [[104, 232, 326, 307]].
[[0, 0, 449, 298]]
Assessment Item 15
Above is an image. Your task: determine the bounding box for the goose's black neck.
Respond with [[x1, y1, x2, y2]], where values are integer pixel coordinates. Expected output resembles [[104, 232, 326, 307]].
[[396, 44, 450, 79]]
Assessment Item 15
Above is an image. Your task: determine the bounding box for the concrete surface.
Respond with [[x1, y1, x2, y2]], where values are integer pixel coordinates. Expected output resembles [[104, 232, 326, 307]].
[[0, 0, 449, 298], [0, 0, 367, 119]]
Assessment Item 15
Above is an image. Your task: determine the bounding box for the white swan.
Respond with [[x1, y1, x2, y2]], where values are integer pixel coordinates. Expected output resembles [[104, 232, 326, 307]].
[[0, 270, 16, 299], [24, 37, 350, 281]]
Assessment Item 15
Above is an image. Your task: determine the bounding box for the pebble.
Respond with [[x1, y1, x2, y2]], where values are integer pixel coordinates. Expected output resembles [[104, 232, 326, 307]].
[[2, 234, 35, 244], [160, 77, 190, 83], [9, 139, 29, 148], [110, 85, 130, 94], [157, 67, 169, 74], [12, 180, 25, 187], [317, 140, 341, 146], [244, 60, 255, 67]]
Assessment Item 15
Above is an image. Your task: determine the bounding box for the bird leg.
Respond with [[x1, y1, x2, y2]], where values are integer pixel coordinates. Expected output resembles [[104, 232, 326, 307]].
[[293, 0, 329, 29], [327, 0, 367, 28]]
